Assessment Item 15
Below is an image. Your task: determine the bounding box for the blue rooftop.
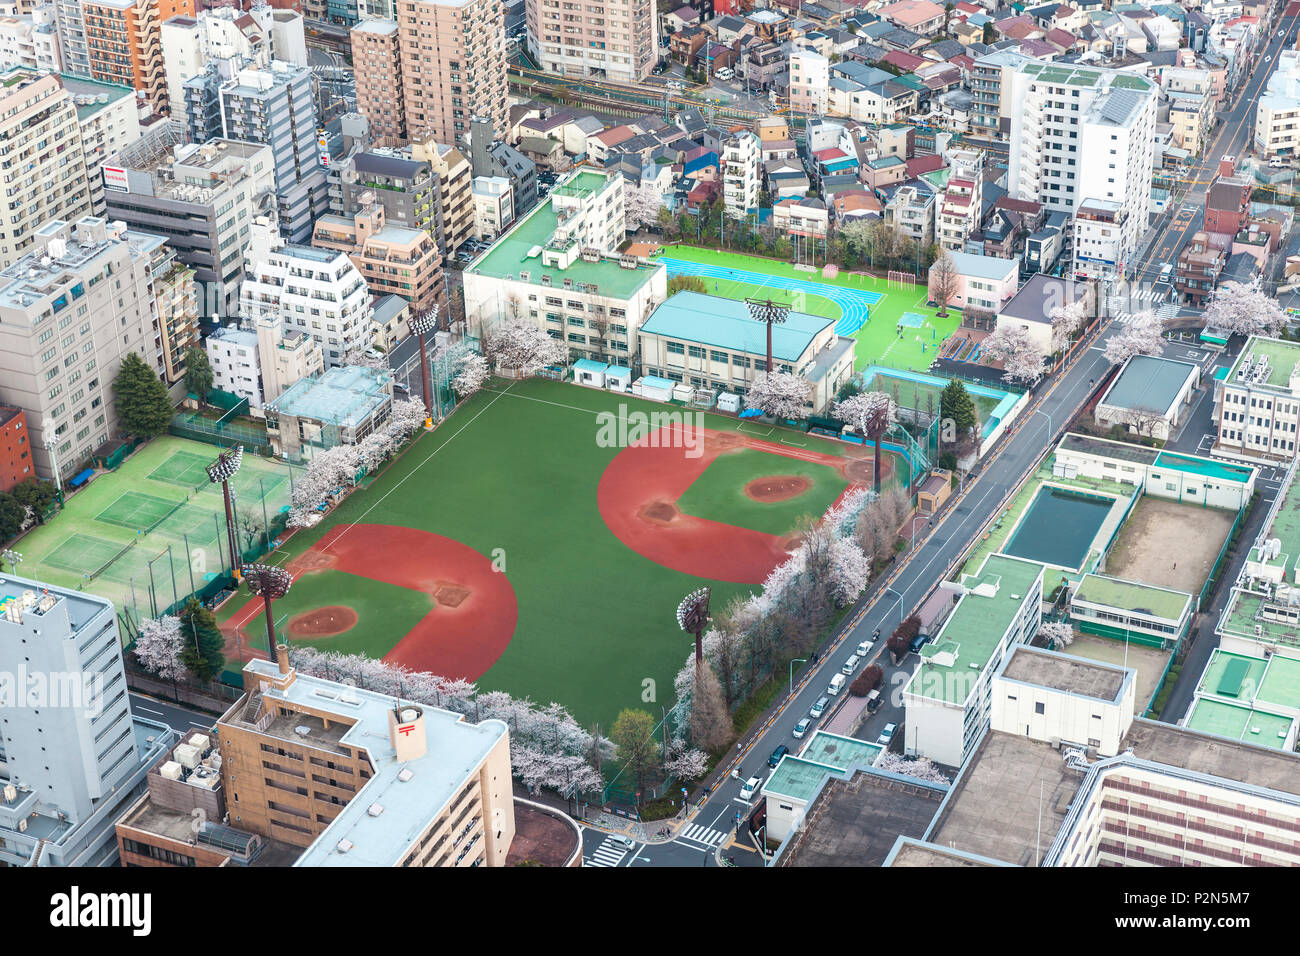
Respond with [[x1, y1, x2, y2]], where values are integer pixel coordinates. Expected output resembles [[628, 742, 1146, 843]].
[[641, 291, 833, 362]]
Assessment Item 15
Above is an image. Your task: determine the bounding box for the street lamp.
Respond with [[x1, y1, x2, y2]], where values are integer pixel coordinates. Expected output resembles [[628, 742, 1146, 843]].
[[409, 303, 439, 428], [206, 446, 244, 580], [789, 658, 807, 697], [244, 564, 292, 663]]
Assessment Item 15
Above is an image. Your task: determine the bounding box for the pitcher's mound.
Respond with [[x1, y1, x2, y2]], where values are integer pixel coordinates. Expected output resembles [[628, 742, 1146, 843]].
[[746, 475, 810, 502], [435, 583, 471, 608], [288, 606, 357, 638], [640, 500, 680, 525]]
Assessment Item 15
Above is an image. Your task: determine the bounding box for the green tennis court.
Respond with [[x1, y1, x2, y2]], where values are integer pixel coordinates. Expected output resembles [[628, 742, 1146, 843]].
[[95, 492, 180, 530], [44, 534, 124, 575], [675, 448, 849, 536], [148, 451, 216, 487]]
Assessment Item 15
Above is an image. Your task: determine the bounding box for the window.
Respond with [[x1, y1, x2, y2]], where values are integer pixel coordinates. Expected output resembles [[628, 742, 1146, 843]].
[[1034, 702, 1045, 715]]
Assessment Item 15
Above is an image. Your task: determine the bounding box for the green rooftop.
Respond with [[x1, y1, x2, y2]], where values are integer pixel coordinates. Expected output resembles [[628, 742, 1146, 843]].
[[1197, 649, 1269, 701], [799, 731, 882, 771], [1184, 699, 1294, 750], [1222, 590, 1300, 648], [906, 553, 1044, 707], [1021, 61, 1151, 92], [467, 169, 663, 300], [1073, 574, 1191, 622], [1226, 335, 1300, 391], [1257, 655, 1300, 714], [763, 756, 845, 802]]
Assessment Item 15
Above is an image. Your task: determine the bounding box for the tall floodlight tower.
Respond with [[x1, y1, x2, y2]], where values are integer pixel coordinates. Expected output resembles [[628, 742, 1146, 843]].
[[676, 586, 712, 666], [409, 304, 440, 428], [206, 445, 244, 580], [745, 297, 790, 378], [244, 564, 293, 661]]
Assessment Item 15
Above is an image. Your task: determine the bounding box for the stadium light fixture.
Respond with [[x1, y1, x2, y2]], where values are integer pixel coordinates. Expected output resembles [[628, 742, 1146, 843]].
[[245, 564, 293, 662], [207, 446, 245, 579], [676, 586, 711, 664], [409, 304, 439, 428], [745, 297, 790, 379]]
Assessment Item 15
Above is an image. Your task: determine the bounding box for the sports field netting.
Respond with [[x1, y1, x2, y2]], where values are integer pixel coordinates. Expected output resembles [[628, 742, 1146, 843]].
[[18, 437, 298, 624]]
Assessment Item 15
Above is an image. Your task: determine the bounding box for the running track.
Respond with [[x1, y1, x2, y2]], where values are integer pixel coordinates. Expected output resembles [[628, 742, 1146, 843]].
[[658, 256, 884, 336]]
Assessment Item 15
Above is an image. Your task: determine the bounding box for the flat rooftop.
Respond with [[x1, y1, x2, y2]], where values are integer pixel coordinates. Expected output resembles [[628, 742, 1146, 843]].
[[885, 836, 1014, 867], [1183, 699, 1294, 750], [1000, 646, 1127, 701], [1057, 432, 1158, 466], [764, 756, 846, 803], [1100, 354, 1198, 415], [1228, 335, 1300, 391], [267, 365, 390, 427], [777, 770, 946, 867], [907, 553, 1044, 707], [798, 730, 882, 771], [1073, 573, 1191, 622], [469, 169, 662, 300], [1123, 717, 1300, 798]]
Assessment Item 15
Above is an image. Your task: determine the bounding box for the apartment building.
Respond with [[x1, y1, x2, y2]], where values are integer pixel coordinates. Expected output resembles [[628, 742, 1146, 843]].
[[1168, 88, 1212, 156], [216, 652, 514, 866], [0, 405, 30, 490], [53, 0, 89, 76], [312, 200, 446, 313], [214, 61, 328, 244], [206, 323, 263, 406], [82, 0, 194, 116], [789, 45, 829, 115], [105, 129, 277, 317], [0, 575, 173, 867], [1254, 48, 1299, 160], [147, 236, 198, 384], [393, 0, 507, 145], [242, 220, 374, 366], [0, 6, 62, 72], [1215, 335, 1300, 462], [1007, 63, 1156, 275], [350, 18, 403, 145], [0, 218, 170, 481], [421, 139, 474, 255], [937, 148, 983, 252], [469, 117, 538, 222], [527, 0, 657, 84], [1174, 230, 1227, 306], [59, 74, 141, 217], [0, 69, 94, 268], [1071, 198, 1127, 282], [969, 49, 1032, 141], [903, 552, 1045, 768], [885, 182, 936, 244], [463, 168, 666, 356], [472, 175, 514, 239], [721, 129, 760, 221]]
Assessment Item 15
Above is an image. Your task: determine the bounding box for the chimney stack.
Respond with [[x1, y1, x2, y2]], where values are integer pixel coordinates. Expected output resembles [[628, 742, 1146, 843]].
[[276, 642, 291, 675]]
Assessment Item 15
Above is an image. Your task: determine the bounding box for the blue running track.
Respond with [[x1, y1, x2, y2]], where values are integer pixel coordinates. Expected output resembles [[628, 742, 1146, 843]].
[[659, 257, 884, 337]]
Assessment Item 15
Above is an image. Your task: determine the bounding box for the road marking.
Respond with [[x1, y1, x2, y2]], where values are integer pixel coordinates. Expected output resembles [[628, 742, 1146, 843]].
[[135, 706, 163, 716], [679, 823, 728, 847], [586, 835, 633, 867]]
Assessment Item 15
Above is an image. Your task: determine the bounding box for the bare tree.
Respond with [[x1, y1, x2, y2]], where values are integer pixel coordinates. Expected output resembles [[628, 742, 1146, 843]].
[[690, 661, 732, 752], [588, 315, 611, 361], [930, 249, 959, 318]]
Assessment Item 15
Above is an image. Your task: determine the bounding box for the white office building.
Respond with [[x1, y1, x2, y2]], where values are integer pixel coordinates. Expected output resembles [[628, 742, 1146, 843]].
[[241, 220, 374, 367], [722, 129, 761, 221], [1008, 63, 1156, 276], [1254, 49, 1299, 160]]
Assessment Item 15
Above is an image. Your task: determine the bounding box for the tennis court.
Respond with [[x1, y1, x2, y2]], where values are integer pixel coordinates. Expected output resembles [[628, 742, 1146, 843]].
[[96, 492, 180, 530], [148, 450, 217, 487], [44, 534, 124, 575]]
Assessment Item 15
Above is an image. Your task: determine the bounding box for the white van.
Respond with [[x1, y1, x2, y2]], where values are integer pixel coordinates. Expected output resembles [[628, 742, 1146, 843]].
[[828, 673, 846, 695]]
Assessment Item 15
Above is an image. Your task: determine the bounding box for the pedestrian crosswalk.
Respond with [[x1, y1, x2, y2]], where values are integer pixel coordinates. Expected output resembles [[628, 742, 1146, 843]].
[[585, 835, 632, 867], [677, 823, 728, 848], [1111, 303, 1179, 326]]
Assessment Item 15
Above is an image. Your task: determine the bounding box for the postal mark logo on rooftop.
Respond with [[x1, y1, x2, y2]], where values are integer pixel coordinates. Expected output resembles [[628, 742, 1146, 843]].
[[50, 887, 152, 937]]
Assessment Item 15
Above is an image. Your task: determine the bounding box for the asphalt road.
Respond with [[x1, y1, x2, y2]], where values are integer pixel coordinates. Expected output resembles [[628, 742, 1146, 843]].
[[129, 692, 222, 736]]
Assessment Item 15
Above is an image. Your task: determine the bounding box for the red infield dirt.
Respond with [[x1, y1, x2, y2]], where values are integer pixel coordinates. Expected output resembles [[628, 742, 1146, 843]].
[[745, 475, 810, 502], [287, 606, 358, 637], [597, 423, 864, 584], [223, 525, 518, 680]]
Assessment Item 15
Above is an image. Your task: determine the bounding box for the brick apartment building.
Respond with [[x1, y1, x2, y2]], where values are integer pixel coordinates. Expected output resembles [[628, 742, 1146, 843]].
[[0, 406, 31, 491]]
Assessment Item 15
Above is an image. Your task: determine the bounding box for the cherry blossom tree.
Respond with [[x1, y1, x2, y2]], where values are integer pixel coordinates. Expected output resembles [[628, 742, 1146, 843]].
[[1038, 621, 1076, 649], [387, 398, 427, 440], [1050, 299, 1089, 353], [341, 346, 389, 371], [828, 537, 871, 606], [623, 178, 662, 232], [875, 752, 950, 785], [745, 371, 812, 420], [134, 615, 187, 682], [834, 391, 897, 491], [447, 344, 489, 398], [982, 324, 1047, 386], [663, 741, 708, 780], [485, 319, 570, 376], [1202, 280, 1285, 339], [1102, 310, 1165, 366]]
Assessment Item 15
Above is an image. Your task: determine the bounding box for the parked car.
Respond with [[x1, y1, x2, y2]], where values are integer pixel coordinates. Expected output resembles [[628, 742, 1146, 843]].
[[841, 654, 859, 675], [856, 640, 874, 657], [768, 744, 789, 768], [827, 673, 846, 695], [716, 67, 734, 80], [792, 717, 812, 738], [739, 774, 763, 800], [909, 633, 929, 654], [1158, 263, 1174, 283], [1269, 158, 1288, 169], [810, 696, 829, 719], [866, 690, 883, 714], [877, 722, 897, 746]]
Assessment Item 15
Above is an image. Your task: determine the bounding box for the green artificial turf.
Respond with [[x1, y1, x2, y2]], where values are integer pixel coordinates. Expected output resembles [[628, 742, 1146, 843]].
[[676, 448, 848, 536], [659, 246, 961, 375], [246, 568, 435, 660], [276, 378, 859, 729]]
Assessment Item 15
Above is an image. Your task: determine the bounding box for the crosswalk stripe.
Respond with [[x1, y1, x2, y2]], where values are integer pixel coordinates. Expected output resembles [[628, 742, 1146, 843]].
[[679, 823, 727, 846], [585, 836, 631, 867]]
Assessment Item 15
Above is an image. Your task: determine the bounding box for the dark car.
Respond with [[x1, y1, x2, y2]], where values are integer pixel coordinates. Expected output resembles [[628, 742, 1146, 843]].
[[909, 633, 930, 654], [768, 744, 789, 768]]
